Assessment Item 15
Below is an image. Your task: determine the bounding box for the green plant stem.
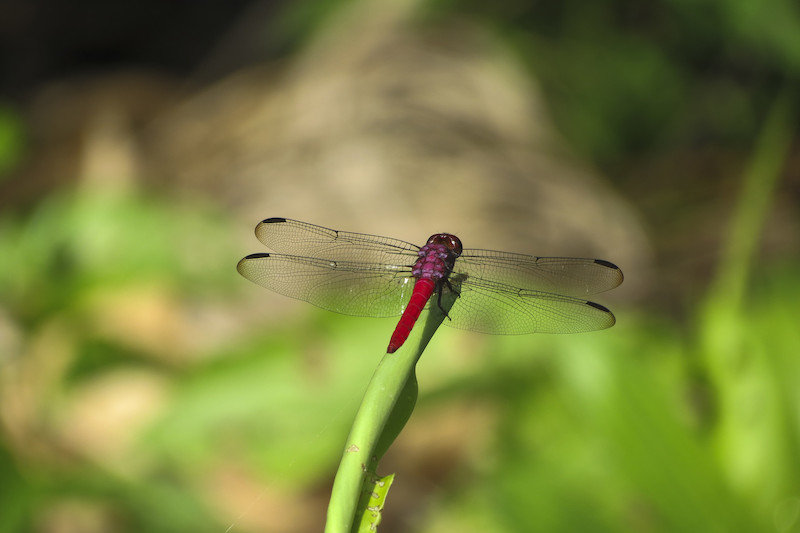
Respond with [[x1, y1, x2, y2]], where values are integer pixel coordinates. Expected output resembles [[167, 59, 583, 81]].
[[324, 285, 459, 533], [699, 88, 795, 513], [705, 89, 794, 314]]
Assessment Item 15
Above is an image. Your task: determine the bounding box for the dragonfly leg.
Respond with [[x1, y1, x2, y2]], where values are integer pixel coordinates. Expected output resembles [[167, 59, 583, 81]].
[[444, 278, 461, 297], [436, 279, 460, 320]]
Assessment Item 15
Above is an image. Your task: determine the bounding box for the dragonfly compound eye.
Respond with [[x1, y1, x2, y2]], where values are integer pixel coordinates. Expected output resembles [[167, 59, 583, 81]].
[[427, 233, 463, 256]]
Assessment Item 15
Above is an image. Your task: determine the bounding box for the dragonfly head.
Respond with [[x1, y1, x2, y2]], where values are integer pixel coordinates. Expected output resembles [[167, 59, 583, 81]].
[[426, 233, 463, 257]]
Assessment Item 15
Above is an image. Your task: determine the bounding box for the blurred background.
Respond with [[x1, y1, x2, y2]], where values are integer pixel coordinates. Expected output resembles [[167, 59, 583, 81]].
[[1, 0, 798, 531]]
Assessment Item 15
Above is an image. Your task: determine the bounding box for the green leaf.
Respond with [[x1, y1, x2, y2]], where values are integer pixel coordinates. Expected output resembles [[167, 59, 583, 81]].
[[354, 473, 395, 533]]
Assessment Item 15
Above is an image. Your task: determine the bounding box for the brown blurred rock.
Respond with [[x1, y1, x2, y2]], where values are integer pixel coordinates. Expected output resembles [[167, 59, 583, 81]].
[[144, 0, 651, 295]]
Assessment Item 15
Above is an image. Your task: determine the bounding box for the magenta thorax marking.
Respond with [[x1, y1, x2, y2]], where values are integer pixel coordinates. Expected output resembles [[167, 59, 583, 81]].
[[411, 233, 462, 282]]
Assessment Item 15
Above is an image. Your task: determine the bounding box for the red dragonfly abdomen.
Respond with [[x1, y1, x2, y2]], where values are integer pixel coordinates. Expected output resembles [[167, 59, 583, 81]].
[[387, 278, 436, 353]]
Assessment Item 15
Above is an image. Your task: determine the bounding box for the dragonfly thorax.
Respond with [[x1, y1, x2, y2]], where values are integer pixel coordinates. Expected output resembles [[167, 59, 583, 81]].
[[412, 233, 462, 281]]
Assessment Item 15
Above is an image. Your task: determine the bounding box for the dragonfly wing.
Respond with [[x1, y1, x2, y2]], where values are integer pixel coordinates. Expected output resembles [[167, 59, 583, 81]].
[[254, 218, 420, 265], [456, 251, 623, 297], [237, 253, 414, 317], [443, 279, 616, 334]]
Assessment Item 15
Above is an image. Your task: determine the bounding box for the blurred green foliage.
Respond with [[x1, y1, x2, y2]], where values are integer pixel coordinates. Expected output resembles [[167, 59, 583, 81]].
[[416, 263, 800, 533], [0, 104, 25, 179], [423, 0, 800, 164], [0, 188, 393, 531], [0, 191, 243, 532]]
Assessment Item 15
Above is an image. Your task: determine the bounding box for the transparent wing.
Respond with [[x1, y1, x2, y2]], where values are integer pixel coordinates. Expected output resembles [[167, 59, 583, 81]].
[[444, 278, 616, 334], [456, 250, 623, 297], [254, 218, 420, 265], [236, 253, 414, 317]]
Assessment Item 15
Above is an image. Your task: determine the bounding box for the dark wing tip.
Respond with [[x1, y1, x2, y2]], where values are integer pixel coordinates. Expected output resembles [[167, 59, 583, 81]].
[[585, 300, 610, 313], [594, 258, 624, 286], [585, 300, 616, 329], [261, 217, 287, 224], [237, 253, 270, 275], [594, 259, 620, 270]]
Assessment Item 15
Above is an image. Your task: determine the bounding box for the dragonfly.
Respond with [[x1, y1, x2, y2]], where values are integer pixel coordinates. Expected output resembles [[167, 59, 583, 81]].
[[237, 218, 624, 353]]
